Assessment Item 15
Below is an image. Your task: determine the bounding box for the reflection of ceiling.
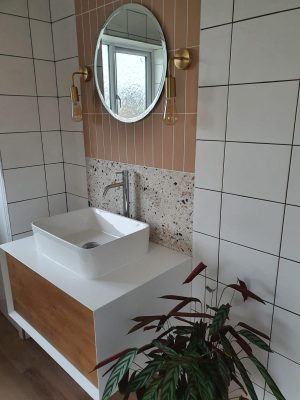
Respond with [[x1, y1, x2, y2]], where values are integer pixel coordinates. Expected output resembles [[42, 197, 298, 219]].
[[105, 6, 162, 46]]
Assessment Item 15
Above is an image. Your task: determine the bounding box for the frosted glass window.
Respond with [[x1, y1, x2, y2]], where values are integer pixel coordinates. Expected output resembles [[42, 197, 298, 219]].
[[115, 51, 146, 118]]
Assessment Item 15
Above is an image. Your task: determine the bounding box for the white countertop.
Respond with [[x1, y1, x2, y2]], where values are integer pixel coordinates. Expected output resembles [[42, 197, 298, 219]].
[[0, 237, 190, 312]]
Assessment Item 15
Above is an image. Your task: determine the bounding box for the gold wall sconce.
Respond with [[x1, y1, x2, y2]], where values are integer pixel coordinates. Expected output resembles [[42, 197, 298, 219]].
[[70, 66, 91, 122], [163, 49, 191, 126]]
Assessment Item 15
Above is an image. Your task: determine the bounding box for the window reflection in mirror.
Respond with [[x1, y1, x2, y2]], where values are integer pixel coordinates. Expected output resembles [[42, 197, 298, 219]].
[[94, 4, 167, 123]]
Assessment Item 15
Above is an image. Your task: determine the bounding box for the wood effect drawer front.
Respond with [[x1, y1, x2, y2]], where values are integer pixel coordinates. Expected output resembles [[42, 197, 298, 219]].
[[6, 254, 98, 386]]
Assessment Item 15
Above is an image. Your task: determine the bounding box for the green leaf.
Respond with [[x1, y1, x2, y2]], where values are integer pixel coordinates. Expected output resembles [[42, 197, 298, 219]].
[[190, 366, 215, 400], [152, 340, 178, 357], [209, 304, 231, 336], [233, 358, 258, 400], [161, 367, 180, 400], [142, 380, 161, 400], [216, 354, 231, 388], [238, 329, 272, 352], [127, 359, 164, 392], [102, 348, 138, 400], [249, 356, 286, 400]]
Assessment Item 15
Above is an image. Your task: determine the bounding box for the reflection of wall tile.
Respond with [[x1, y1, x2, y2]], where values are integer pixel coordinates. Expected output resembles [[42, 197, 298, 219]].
[[87, 158, 194, 255]]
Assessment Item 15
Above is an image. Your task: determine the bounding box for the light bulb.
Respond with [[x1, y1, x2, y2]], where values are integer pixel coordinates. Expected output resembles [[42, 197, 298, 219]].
[[71, 101, 82, 122], [163, 97, 178, 126]]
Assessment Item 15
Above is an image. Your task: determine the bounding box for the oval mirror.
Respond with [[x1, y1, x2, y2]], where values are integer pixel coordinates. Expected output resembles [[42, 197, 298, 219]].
[[94, 4, 167, 123]]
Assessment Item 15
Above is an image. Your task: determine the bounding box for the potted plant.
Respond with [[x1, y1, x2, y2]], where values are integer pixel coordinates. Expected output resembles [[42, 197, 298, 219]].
[[94, 262, 285, 400]]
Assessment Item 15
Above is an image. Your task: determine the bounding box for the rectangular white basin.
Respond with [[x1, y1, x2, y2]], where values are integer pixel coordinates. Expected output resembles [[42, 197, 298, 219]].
[[32, 208, 150, 279]]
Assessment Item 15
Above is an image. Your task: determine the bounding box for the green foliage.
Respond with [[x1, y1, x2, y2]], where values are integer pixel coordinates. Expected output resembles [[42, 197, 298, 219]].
[[99, 265, 286, 400]]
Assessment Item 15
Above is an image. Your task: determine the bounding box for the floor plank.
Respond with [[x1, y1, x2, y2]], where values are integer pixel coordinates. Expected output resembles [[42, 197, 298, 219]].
[[0, 312, 92, 400]]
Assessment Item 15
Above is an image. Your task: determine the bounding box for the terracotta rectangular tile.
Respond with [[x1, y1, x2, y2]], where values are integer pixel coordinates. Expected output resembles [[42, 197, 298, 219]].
[[162, 121, 174, 170], [175, 0, 187, 49], [110, 116, 120, 162], [96, 114, 104, 159], [163, 1, 175, 51], [102, 113, 112, 160], [184, 113, 196, 172], [185, 47, 199, 113], [174, 67, 186, 115], [126, 124, 136, 165], [80, 80, 88, 114], [74, 0, 82, 16], [82, 12, 92, 66], [141, 0, 153, 10], [134, 121, 144, 166], [89, 0, 97, 10], [117, 121, 127, 164], [76, 15, 84, 65], [97, 0, 105, 7], [83, 113, 91, 157], [187, 0, 200, 48], [81, 0, 90, 14], [143, 114, 153, 167], [173, 114, 185, 171], [90, 9, 98, 58], [152, 114, 163, 168], [88, 113, 97, 158], [97, 6, 106, 33]]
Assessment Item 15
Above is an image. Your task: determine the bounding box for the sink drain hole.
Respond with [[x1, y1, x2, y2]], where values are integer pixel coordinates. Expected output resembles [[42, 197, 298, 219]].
[[82, 241, 100, 249]]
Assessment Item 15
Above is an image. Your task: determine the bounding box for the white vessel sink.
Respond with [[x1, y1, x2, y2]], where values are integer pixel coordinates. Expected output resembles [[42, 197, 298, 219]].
[[32, 208, 150, 279]]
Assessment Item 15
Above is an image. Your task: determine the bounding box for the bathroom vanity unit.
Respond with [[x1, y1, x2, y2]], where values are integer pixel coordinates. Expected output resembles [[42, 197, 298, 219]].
[[0, 236, 191, 399]]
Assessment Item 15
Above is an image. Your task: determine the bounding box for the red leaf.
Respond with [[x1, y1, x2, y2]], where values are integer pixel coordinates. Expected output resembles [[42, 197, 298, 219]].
[[160, 295, 201, 303], [228, 280, 265, 304], [232, 374, 247, 395], [174, 316, 196, 326], [237, 322, 270, 341], [156, 315, 169, 332], [183, 262, 207, 284], [168, 299, 190, 315], [132, 315, 164, 322], [92, 348, 136, 371], [226, 326, 253, 356]]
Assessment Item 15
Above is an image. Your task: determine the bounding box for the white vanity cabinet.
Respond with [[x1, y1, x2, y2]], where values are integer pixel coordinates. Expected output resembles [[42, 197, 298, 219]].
[[0, 238, 191, 399]]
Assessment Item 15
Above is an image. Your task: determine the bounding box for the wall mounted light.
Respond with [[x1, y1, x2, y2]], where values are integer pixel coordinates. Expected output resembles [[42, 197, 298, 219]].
[[70, 66, 91, 122], [163, 49, 191, 126]]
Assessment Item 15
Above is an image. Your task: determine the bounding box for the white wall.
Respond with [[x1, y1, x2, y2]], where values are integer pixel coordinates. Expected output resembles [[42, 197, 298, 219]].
[[194, 1, 300, 399]]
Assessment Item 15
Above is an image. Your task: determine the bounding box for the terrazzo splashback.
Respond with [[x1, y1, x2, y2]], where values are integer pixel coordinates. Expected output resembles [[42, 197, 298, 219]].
[[87, 158, 194, 255]]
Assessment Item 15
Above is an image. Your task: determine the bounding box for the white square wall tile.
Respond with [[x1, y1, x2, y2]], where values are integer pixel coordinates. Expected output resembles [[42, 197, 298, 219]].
[[287, 147, 300, 206], [0, 97, 39, 133], [219, 241, 278, 303], [65, 164, 88, 198], [38, 98, 60, 131], [0, 56, 35, 96], [8, 197, 49, 235], [30, 20, 54, 60], [268, 353, 298, 400], [4, 166, 47, 203], [50, 0, 75, 22], [34, 60, 57, 96], [227, 81, 298, 144], [48, 194, 67, 216], [221, 194, 284, 255], [45, 163, 65, 195], [272, 307, 300, 364], [66, 193, 88, 211], [294, 102, 300, 145], [276, 258, 300, 315], [28, 0, 50, 21], [59, 98, 83, 131], [42, 131, 63, 164], [56, 57, 79, 97], [193, 188, 221, 237], [281, 205, 300, 262], [223, 143, 290, 202], [197, 87, 228, 140], [0, 14, 31, 57], [234, 0, 300, 21], [62, 131, 85, 166], [192, 231, 219, 280], [200, 0, 233, 29], [230, 10, 300, 83], [0, 0, 28, 17], [0, 132, 43, 169], [195, 141, 224, 191], [53, 16, 78, 60], [199, 24, 231, 86]]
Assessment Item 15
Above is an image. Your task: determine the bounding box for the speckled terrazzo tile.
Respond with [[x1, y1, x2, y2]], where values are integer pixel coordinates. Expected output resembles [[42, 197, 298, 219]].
[[86, 158, 194, 255]]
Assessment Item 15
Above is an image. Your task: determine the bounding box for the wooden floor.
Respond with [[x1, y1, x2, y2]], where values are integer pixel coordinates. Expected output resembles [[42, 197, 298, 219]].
[[0, 312, 92, 400]]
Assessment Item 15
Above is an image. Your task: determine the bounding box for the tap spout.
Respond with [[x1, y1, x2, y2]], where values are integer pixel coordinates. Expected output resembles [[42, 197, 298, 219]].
[[103, 182, 123, 197]]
